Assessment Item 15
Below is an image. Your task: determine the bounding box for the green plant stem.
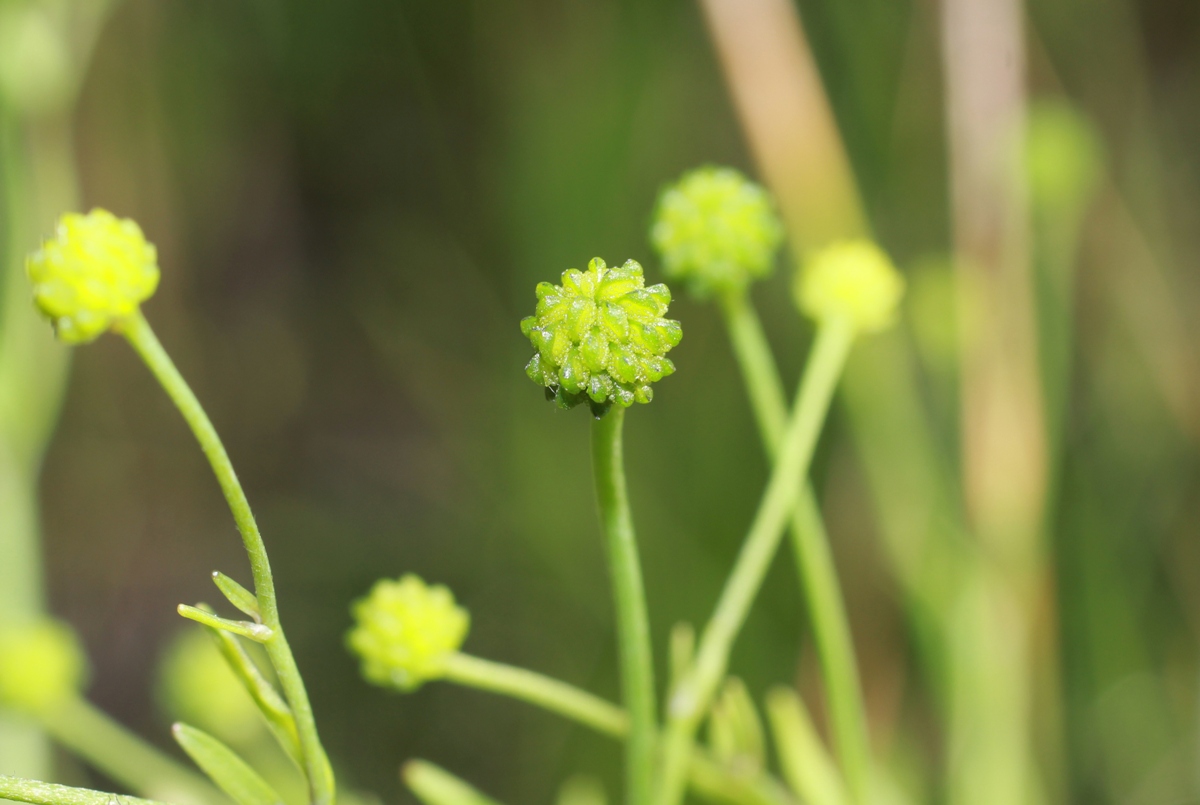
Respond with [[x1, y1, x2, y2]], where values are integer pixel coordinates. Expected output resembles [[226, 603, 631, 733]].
[[441, 653, 790, 805], [656, 320, 854, 805], [40, 697, 220, 805], [0, 775, 172, 805], [120, 311, 334, 805], [721, 294, 870, 802], [443, 652, 629, 737], [591, 406, 656, 805]]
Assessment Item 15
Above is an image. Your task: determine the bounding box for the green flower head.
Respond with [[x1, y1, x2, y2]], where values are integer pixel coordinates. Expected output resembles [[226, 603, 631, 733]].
[[26, 209, 160, 344], [650, 166, 783, 298], [347, 575, 470, 692], [521, 258, 682, 417], [0, 618, 88, 715], [795, 240, 905, 334]]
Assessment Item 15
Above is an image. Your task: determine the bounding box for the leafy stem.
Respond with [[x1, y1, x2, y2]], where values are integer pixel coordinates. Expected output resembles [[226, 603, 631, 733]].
[[120, 310, 335, 805], [656, 319, 855, 805], [721, 293, 870, 802], [591, 406, 657, 805]]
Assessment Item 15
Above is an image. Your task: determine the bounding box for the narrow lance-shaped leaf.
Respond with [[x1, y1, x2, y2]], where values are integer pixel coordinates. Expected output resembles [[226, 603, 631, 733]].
[[179, 604, 272, 642], [765, 687, 848, 805], [172, 723, 284, 805], [205, 627, 304, 769], [669, 622, 695, 691], [212, 572, 261, 621], [0, 776, 170, 805], [403, 761, 505, 805]]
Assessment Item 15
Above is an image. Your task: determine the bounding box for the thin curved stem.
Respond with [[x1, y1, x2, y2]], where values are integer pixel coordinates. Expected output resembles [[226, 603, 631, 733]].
[[722, 294, 869, 802], [591, 407, 657, 805], [442, 653, 629, 738], [120, 311, 334, 805], [41, 698, 220, 805], [656, 320, 854, 805]]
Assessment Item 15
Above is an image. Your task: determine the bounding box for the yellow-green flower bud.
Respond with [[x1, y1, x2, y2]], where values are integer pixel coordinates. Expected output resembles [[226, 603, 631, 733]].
[[26, 209, 160, 344], [795, 240, 905, 334], [157, 628, 261, 745], [520, 258, 682, 416], [650, 166, 783, 298], [347, 575, 469, 692], [0, 619, 87, 715]]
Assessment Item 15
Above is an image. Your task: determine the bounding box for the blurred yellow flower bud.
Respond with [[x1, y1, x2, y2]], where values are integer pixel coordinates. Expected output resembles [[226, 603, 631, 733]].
[[0, 618, 87, 715], [795, 240, 904, 334], [347, 575, 470, 692], [26, 209, 160, 344], [157, 628, 261, 745]]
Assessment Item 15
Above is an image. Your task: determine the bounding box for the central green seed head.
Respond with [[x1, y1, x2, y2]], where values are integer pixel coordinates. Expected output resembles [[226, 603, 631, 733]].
[[521, 258, 682, 417]]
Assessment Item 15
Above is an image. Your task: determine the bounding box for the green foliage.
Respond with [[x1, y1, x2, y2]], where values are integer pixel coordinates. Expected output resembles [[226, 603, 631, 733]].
[[650, 166, 784, 299], [25, 210, 159, 344], [346, 575, 470, 692], [403, 761, 503, 805], [172, 723, 284, 805], [521, 258, 682, 416]]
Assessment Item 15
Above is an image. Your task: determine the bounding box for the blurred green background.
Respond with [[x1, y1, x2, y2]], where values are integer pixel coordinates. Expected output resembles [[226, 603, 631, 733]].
[[3, 0, 1200, 803]]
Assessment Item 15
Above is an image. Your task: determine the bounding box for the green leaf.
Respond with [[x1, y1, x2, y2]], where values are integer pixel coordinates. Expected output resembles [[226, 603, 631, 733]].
[[211, 572, 261, 620], [178, 604, 272, 642], [0, 775, 170, 805], [172, 723, 283, 805], [204, 627, 305, 769], [708, 677, 766, 774], [403, 761, 504, 805], [765, 687, 847, 805]]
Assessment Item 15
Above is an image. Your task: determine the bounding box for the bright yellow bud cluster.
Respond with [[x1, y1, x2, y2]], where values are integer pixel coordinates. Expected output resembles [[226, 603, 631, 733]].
[[347, 575, 470, 692], [795, 240, 904, 334], [26, 209, 160, 344], [0, 618, 87, 715]]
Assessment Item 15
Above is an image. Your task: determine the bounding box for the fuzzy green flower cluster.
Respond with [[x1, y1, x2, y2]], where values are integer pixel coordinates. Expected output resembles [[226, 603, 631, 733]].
[[347, 575, 470, 692], [650, 166, 783, 298], [521, 258, 682, 416], [26, 208, 160, 344], [0, 618, 87, 715], [795, 240, 905, 334]]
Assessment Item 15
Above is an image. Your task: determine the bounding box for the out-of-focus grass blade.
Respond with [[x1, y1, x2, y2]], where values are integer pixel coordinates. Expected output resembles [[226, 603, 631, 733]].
[[765, 687, 847, 805], [708, 677, 766, 774], [205, 627, 304, 769], [403, 760, 505, 805], [172, 723, 283, 805], [556, 776, 606, 805]]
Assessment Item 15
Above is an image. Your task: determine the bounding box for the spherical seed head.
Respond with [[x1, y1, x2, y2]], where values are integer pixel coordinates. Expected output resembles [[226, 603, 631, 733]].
[[157, 628, 260, 744], [347, 575, 470, 692], [795, 240, 905, 334], [0, 619, 87, 714], [521, 258, 682, 416], [26, 209, 160, 344], [650, 166, 783, 298]]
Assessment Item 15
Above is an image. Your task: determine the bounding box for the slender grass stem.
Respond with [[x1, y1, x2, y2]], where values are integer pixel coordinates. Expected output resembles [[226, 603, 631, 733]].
[[591, 406, 656, 805], [442, 653, 629, 738], [120, 311, 334, 805], [656, 320, 854, 805], [721, 294, 870, 802], [40, 698, 220, 805], [0, 775, 172, 805]]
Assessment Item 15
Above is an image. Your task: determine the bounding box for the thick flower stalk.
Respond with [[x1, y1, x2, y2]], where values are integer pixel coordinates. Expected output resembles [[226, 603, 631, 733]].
[[521, 260, 681, 805], [650, 166, 783, 299], [348, 575, 470, 692], [25, 209, 159, 344], [521, 257, 681, 416]]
